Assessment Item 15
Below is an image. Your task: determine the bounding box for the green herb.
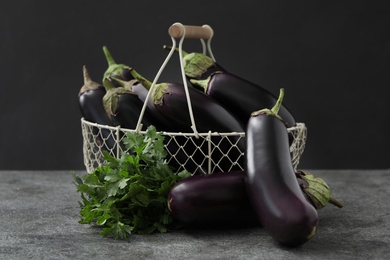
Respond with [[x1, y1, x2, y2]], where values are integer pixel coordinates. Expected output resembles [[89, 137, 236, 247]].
[[73, 125, 191, 240]]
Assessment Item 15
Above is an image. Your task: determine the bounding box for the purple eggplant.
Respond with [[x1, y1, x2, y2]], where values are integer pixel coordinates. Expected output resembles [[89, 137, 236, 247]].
[[110, 73, 207, 174], [168, 170, 342, 229], [128, 69, 245, 134], [169, 47, 296, 128], [246, 88, 318, 247], [168, 171, 259, 228], [78, 66, 116, 151], [127, 68, 246, 174], [102, 78, 157, 131], [110, 73, 177, 133]]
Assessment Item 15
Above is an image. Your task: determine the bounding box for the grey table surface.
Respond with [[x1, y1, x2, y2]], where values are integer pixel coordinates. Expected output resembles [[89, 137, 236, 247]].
[[0, 169, 389, 260]]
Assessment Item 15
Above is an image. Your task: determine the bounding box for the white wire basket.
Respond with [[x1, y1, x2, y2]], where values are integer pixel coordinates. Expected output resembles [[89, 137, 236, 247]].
[[81, 119, 307, 174], [81, 23, 308, 175]]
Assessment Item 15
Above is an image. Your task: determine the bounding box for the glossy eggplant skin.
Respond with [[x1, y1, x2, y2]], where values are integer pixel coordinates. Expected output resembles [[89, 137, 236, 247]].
[[78, 66, 116, 151], [153, 82, 245, 134], [129, 66, 246, 174], [168, 171, 259, 228], [193, 71, 296, 128], [152, 82, 246, 174], [245, 111, 318, 247], [168, 170, 312, 228], [108, 92, 154, 131]]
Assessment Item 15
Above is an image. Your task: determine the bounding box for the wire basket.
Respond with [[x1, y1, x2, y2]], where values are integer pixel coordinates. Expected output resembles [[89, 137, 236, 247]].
[[81, 119, 307, 174], [81, 23, 307, 174]]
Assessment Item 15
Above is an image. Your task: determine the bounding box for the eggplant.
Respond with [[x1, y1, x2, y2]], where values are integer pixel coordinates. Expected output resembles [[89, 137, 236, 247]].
[[110, 72, 177, 133], [168, 170, 342, 228], [127, 68, 246, 174], [128, 68, 245, 134], [78, 66, 116, 151], [245, 88, 318, 247], [102, 78, 156, 131], [111, 73, 206, 174], [102, 46, 133, 85], [168, 171, 259, 228], [168, 47, 296, 128]]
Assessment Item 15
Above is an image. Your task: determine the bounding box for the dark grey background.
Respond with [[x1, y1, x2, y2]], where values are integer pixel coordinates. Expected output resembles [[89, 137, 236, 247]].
[[1, 0, 389, 170]]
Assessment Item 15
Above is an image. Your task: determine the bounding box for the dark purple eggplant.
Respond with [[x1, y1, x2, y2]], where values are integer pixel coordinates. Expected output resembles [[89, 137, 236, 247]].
[[128, 68, 245, 134], [168, 171, 259, 228], [245, 88, 318, 247], [110, 73, 177, 133], [102, 77, 157, 131], [168, 170, 341, 229], [167, 47, 296, 128], [127, 68, 246, 174], [78, 66, 116, 151], [110, 73, 207, 174]]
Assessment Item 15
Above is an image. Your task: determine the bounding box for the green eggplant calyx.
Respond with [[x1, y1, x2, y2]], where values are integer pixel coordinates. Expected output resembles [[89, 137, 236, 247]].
[[251, 88, 285, 121], [102, 46, 131, 80], [190, 77, 210, 93], [164, 45, 215, 78], [183, 52, 215, 78], [151, 83, 170, 106], [79, 65, 100, 95], [298, 170, 344, 209], [102, 78, 136, 119]]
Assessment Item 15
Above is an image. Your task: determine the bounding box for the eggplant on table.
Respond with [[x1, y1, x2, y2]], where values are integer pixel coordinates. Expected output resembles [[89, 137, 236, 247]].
[[165, 46, 296, 128], [245, 88, 318, 247], [125, 67, 246, 174], [168, 171, 259, 228], [167, 170, 342, 229]]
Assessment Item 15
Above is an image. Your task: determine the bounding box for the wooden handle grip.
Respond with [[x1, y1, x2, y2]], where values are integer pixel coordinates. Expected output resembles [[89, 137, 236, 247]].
[[168, 23, 213, 39]]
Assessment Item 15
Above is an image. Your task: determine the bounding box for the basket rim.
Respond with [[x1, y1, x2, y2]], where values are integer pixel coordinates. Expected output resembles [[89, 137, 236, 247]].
[[80, 117, 306, 137]]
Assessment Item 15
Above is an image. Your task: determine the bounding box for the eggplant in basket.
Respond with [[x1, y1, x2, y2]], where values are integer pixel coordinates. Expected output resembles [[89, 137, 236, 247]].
[[110, 72, 207, 175], [78, 66, 117, 152], [102, 77, 162, 131], [125, 67, 246, 174], [165, 46, 296, 128]]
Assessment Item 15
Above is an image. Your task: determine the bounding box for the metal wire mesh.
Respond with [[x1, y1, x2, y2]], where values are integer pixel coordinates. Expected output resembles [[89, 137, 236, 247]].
[[81, 118, 307, 175]]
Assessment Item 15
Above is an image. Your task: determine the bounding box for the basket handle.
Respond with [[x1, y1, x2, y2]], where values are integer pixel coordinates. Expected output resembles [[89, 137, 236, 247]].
[[168, 24, 213, 39], [168, 23, 216, 61], [135, 22, 216, 136]]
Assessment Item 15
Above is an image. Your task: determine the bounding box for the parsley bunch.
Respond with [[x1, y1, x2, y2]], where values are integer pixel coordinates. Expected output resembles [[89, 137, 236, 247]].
[[73, 126, 191, 239]]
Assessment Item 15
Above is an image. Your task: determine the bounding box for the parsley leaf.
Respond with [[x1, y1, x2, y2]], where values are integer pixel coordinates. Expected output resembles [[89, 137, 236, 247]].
[[73, 125, 191, 240]]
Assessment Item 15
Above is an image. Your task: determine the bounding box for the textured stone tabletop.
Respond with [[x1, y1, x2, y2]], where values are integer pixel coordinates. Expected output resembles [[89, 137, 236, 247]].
[[0, 170, 389, 259]]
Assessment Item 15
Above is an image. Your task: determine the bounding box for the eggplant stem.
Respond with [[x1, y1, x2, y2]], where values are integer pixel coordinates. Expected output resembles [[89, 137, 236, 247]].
[[103, 46, 116, 66], [110, 77, 126, 86], [129, 69, 153, 90], [271, 88, 284, 115], [329, 196, 344, 208], [83, 65, 92, 84]]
